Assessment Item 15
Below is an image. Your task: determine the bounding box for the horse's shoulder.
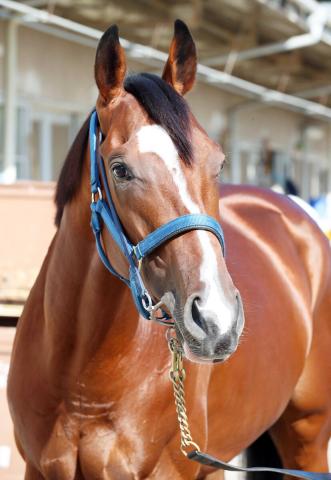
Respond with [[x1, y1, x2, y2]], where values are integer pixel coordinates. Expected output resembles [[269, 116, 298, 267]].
[[220, 184, 320, 230], [220, 183, 291, 207], [220, 182, 330, 265], [220, 184, 331, 308]]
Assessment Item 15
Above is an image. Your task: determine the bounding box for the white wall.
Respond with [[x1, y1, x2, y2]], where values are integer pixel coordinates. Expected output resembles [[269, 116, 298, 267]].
[[0, 19, 330, 196], [0, 25, 4, 90]]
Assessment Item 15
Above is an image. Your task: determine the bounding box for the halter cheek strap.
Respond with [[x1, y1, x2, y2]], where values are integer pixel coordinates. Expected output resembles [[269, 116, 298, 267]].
[[89, 111, 225, 321]]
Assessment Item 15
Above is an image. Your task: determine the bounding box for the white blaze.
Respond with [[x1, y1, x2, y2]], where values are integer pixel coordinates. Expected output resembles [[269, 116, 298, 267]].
[[137, 124, 234, 335]]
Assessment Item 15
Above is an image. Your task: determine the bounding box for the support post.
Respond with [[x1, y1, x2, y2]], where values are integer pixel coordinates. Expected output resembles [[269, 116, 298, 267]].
[[3, 19, 18, 183], [228, 109, 241, 184], [39, 115, 52, 181], [300, 126, 310, 200]]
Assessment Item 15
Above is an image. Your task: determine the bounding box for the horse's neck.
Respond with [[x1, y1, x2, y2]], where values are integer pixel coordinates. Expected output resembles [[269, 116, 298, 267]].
[[41, 172, 172, 397], [30, 163, 207, 447], [41, 179, 139, 380]]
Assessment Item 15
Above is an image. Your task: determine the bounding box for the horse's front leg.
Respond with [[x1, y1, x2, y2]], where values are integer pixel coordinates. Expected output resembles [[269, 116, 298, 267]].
[[148, 444, 202, 480], [204, 471, 225, 479], [25, 463, 45, 480], [270, 407, 330, 479], [270, 287, 331, 477]]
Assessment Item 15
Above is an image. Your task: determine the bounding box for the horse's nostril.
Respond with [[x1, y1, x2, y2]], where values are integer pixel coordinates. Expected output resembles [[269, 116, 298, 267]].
[[191, 297, 207, 331]]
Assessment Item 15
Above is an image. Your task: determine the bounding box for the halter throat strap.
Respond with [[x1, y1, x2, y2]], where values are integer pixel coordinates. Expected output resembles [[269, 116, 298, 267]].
[[89, 111, 226, 321]]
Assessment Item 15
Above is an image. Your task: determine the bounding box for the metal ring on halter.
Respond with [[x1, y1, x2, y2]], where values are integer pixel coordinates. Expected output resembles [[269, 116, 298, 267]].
[[181, 441, 201, 457], [91, 187, 103, 203], [142, 294, 175, 325], [141, 292, 153, 312]]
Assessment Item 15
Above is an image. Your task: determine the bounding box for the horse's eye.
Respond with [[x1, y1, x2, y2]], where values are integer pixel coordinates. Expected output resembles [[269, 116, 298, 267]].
[[111, 163, 132, 180]]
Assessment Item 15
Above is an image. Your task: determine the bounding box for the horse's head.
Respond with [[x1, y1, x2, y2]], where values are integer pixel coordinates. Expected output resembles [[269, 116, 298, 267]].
[[94, 21, 244, 363]]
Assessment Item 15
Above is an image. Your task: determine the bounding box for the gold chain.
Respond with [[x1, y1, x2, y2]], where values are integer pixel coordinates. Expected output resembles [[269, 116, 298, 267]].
[[168, 336, 200, 456]]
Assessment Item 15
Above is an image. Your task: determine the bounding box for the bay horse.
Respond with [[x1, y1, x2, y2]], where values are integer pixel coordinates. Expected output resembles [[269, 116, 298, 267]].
[[7, 20, 331, 480]]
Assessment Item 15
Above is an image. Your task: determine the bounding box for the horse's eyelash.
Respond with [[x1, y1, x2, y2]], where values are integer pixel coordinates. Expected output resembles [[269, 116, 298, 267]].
[[108, 154, 125, 165]]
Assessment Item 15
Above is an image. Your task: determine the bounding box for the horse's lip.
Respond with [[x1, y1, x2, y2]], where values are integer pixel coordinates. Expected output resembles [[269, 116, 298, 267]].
[[182, 341, 230, 364], [183, 342, 212, 363], [172, 321, 231, 364], [213, 357, 226, 364]]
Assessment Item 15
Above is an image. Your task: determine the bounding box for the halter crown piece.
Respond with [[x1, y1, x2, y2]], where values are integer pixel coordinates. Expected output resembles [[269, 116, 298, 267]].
[[89, 111, 225, 323]]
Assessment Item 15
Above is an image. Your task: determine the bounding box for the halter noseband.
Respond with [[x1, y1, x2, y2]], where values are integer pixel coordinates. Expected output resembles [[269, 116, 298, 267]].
[[89, 111, 225, 323]]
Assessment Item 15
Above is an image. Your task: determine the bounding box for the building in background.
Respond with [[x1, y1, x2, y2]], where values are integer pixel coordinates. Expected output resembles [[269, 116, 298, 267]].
[[0, 0, 331, 199]]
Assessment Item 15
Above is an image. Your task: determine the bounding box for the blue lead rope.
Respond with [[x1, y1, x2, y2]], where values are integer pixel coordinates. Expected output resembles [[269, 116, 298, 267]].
[[89, 111, 225, 320], [188, 450, 331, 479]]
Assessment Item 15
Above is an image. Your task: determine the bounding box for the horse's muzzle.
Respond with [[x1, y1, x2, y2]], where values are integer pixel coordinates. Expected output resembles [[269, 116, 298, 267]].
[[179, 292, 244, 363]]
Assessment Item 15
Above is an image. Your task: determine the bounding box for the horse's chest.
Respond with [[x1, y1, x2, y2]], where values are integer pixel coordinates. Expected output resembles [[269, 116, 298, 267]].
[[40, 402, 171, 480]]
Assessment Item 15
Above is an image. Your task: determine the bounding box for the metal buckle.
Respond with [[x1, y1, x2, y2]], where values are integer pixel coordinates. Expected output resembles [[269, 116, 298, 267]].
[[150, 301, 175, 326], [141, 292, 174, 325], [132, 245, 143, 271], [91, 187, 103, 203]]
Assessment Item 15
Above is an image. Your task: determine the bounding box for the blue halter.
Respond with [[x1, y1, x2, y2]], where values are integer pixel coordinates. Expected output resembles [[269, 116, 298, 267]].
[[89, 111, 225, 322]]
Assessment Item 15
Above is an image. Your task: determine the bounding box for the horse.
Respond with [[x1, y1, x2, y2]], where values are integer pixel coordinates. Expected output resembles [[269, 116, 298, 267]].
[[7, 20, 331, 480]]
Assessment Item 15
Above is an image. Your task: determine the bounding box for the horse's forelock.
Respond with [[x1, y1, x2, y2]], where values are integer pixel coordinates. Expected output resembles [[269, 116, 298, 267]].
[[124, 73, 193, 165]]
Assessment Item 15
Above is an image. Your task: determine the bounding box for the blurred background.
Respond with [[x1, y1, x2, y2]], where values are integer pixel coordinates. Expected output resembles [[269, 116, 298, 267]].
[[0, 0, 331, 477], [2, 0, 331, 193]]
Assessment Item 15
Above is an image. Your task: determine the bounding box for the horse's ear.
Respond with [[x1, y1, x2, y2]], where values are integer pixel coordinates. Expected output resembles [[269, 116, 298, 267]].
[[162, 19, 197, 95], [95, 25, 126, 104]]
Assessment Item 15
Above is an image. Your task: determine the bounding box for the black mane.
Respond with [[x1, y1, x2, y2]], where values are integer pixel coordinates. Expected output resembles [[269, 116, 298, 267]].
[[55, 73, 192, 226], [54, 115, 90, 226]]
